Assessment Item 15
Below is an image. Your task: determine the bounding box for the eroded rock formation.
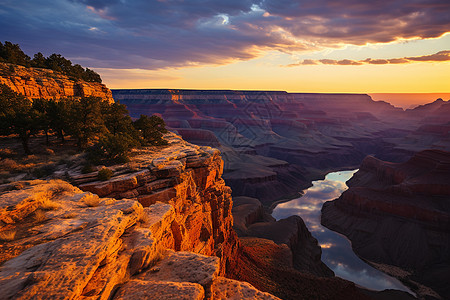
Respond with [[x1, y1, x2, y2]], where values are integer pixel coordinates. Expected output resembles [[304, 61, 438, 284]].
[[0, 62, 113, 102], [321, 150, 450, 299], [112, 89, 450, 206], [69, 133, 239, 274], [232, 196, 333, 277], [0, 132, 289, 299]]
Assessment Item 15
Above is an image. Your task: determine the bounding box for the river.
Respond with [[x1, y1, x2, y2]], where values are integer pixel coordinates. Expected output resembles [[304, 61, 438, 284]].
[[272, 170, 412, 293]]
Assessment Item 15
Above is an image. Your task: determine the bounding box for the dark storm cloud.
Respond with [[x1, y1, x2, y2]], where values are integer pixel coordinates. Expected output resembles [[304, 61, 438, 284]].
[[259, 0, 450, 44], [1, 0, 449, 69], [285, 50, 450, 66]]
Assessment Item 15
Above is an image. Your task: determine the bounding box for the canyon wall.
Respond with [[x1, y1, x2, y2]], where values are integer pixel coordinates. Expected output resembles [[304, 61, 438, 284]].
[[0, 133, 286, 299], [70, 133, 240, 274], [321, 150, 450, 299], [0, 180, 278, 300], [0, 62, 113, 102], [0, 132, 379, 300], [112, 89, 450, 206]]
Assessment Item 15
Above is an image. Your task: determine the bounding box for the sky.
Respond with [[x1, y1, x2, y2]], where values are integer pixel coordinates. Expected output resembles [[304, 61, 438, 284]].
[[1, 0, 450, 106]]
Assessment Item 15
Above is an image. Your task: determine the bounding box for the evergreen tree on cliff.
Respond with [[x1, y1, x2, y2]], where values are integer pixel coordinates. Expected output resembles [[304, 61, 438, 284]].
[[67, 96, 107, 149], [0, 42, 31, 66], [47, 99, 70, 143], [1, 41, 102, 83], [0, 84, 39, 154], [133, 115, 168, 146], [32, 98, 52, 145], [102, 102, 136, 137]]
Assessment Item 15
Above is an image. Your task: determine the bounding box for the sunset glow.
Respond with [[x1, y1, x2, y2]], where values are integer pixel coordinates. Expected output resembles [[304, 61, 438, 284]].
[[1, 0, 449, 106]]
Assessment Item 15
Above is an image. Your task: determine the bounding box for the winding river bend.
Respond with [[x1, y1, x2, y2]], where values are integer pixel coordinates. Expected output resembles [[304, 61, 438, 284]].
[[272, 170, 412, 293]]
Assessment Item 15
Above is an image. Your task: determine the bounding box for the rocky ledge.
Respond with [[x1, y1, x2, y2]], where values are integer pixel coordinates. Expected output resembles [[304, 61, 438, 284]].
[[1, 133, 276, 299], [0, 62, 114, 102], [66, 133, 239, 274], [321, 149, 450, 300], [0, 180, 278, 299]]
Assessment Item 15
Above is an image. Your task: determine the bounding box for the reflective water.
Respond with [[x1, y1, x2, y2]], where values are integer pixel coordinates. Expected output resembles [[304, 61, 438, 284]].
[[272, 170, 412, 293]]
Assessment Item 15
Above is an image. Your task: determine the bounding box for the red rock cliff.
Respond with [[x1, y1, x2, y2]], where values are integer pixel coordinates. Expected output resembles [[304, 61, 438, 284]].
[[70, 133, 239, 274], [0, 62, 113, 102], [0, 133, 281, 299]]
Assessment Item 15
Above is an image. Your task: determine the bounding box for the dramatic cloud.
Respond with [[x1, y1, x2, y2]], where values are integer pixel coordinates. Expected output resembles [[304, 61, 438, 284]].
[[286, 50, 450, 66], [1, 0, 449, 69]]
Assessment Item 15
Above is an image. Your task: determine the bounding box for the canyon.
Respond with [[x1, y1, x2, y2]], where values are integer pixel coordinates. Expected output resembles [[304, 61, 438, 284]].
[[1, 68, 449, 299], [113, 89, 450, 207], [1, 133, 373, 299], [322, 150, 450, 299]]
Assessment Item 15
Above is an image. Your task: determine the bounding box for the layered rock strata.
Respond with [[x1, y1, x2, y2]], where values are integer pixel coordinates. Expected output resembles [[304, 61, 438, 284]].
[[321, 150, 450, 299], [0, 181, 275, 299], [0, 62, 113, 102], [112, 89, 450, 206], [69, 133, 239, 275]]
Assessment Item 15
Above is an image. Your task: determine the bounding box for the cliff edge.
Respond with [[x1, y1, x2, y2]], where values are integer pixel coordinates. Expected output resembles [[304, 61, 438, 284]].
[[0, 62, 113, 102], [0, 133, 280, 299]]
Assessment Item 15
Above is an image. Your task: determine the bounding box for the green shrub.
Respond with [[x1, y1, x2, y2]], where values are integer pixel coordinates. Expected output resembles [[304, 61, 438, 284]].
[[133, 115, 168, 146], [88, 132, 138, 164], [98, 167, 113, 181]]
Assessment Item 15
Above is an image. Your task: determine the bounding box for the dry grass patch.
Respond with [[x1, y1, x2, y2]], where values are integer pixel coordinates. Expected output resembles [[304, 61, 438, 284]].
[[0, 158, 19, 170], [83, 194, 101, 207], [49, 181, 74, 196], [40, 194, 61, 211], [0, 230, 16, 242], [34, 181, 75, 211], [34, 209, 47, 222]]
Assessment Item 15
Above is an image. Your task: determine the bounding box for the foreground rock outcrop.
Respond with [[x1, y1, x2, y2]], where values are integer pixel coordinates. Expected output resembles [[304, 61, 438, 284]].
[[0, 62, 114, 102], [322, 150, 450, 300], [0, 182, 274, 299], [68, 133, 239, 274]]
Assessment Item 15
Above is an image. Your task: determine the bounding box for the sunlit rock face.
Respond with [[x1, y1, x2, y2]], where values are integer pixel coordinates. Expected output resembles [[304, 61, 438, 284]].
[[321, 150, 450, 299], [69, 132, 239, 275], [0, 63, 114, 102], [0, 179, 276, 299], [113, 89, 450, 205]]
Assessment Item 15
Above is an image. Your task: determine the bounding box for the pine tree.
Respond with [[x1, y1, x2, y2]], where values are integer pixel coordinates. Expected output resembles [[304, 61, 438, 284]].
[[0, 84, 39, 154]]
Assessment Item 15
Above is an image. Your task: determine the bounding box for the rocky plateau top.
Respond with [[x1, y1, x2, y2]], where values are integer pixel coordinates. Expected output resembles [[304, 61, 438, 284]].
[[0, 62, 113, 102]]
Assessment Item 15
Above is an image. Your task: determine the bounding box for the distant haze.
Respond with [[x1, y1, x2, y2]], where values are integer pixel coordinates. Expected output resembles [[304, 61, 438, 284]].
[[369, 93, 450, 109]]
